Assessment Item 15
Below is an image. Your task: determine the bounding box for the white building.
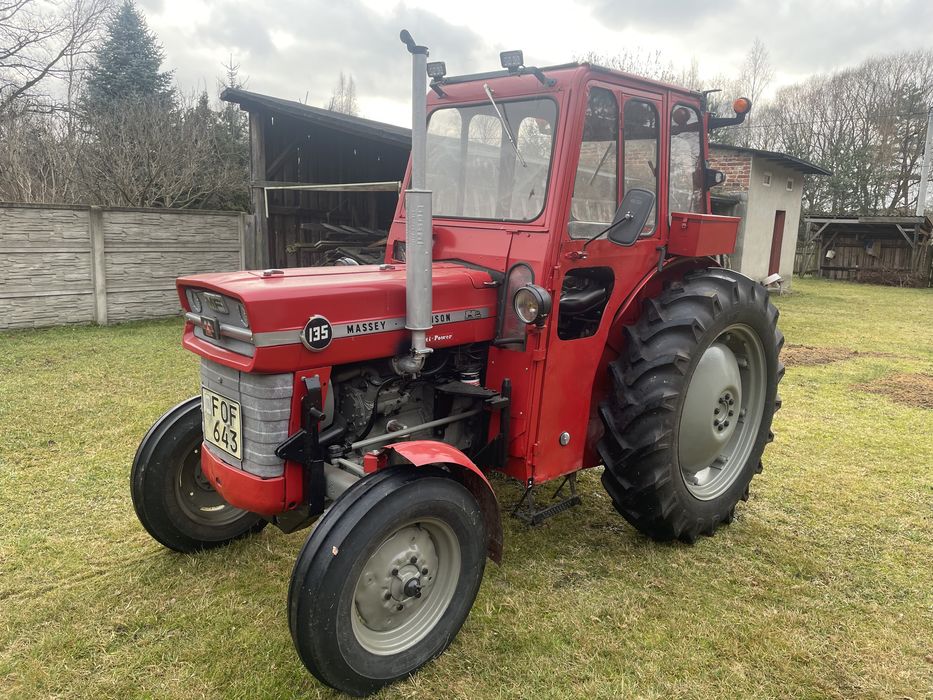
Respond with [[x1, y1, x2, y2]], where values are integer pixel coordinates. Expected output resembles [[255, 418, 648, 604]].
[[709, 144, 831, 287]]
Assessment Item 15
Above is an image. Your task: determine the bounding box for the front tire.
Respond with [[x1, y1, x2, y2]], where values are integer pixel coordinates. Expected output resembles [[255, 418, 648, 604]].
[[288, 467, 487, 696], [598, 268, 784, 543], [131, 397, 267, 553]]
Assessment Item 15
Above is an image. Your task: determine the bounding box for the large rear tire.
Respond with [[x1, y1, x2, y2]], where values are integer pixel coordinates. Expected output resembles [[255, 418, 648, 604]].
[[288, 467, 486, 696], [598, 268, 784, 543], [131, 397, 267, 553]]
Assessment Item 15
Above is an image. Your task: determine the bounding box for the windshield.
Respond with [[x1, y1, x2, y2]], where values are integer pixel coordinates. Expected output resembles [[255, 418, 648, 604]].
[[426, 98, 557, 222]]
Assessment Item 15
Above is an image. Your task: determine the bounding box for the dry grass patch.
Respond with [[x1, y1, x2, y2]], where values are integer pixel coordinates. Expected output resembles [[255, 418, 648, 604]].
[[782, 343, 898, 366], [854, 372, 933, 409]]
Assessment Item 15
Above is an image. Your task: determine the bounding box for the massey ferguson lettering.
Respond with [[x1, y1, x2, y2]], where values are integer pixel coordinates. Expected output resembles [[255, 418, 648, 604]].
[[345, 320, 389, 335]]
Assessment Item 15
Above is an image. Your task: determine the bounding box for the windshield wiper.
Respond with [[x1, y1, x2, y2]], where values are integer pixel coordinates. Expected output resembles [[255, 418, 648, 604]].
[[588, 142, 614, 185], [483, 83, 527, 168]]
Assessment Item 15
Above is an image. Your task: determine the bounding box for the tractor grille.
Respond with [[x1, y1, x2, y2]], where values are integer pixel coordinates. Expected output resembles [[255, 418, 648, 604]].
[[200, 358, 292, 478]]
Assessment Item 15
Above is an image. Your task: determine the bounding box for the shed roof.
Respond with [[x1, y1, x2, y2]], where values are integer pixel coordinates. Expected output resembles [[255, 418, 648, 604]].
[[221, 87, 412, 148], [805, 215, 933, 236], [711, 143, 832, 177]]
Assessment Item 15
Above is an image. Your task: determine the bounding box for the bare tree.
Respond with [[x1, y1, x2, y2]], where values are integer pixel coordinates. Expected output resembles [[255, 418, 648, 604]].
[[578, 48, 702, 90], [0, 0, 110, 114], [755, 49, 933, 217], [77, 92, 248, 209], [738, 39, 774, 109], [325, 71, 359, 116], [0, 108, 81, 201]]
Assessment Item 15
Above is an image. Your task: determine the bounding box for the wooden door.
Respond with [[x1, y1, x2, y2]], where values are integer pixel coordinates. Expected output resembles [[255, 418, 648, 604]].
[[769, 210, 786, 276]]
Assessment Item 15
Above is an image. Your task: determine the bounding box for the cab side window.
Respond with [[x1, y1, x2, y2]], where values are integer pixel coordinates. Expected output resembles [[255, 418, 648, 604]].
[[669, 105, 704, 213], [569, 87, 618, 238], [622, 99, 659, 233]]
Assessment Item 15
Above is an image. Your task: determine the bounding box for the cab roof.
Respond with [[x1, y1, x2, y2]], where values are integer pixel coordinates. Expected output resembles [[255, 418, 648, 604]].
[[437, 62, 704, 101]]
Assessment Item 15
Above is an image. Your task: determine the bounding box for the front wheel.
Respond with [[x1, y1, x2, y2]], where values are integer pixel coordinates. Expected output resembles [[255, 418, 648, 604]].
[[130, 397, 267, 553], [288, 467, 487, 696], [598, 268, 784, 543]]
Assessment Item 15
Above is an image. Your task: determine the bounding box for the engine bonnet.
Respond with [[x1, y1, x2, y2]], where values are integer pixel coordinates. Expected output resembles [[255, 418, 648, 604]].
[[177, 262, 499, 372]]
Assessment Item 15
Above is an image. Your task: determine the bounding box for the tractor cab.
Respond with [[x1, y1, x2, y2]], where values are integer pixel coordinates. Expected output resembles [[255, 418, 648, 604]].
[[384, 54, 748, 484]]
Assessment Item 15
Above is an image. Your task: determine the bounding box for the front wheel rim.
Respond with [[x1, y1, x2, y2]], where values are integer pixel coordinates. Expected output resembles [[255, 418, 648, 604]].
[[678, 323, 767, 501], [173, 443, 250, 527], [351, 518, 461, 656]]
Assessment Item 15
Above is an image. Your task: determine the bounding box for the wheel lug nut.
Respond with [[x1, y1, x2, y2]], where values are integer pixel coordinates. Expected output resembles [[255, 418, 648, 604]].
[[714, 408, 721, 415], [421, 567, 429, 575], [410, 556, 418, 564], [728, 410, 734, 417], [415, 592, 422, 598], [391, 568, 399, 576], [396, 604, 404, 611], [384, 592, 392, 600]]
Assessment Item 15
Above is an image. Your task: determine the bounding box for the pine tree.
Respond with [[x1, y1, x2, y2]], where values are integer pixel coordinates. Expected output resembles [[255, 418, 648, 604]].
[[83, 0, 173, 111]]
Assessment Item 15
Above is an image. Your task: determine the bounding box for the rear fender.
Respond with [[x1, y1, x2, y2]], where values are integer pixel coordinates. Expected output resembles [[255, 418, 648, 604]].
[[608, 256, 718, 347], [580, 257, 718, 467], [367, 440, 503, 564]]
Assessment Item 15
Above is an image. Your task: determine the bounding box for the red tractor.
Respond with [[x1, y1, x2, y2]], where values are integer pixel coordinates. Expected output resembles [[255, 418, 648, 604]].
[[131, 31, 783, 696]]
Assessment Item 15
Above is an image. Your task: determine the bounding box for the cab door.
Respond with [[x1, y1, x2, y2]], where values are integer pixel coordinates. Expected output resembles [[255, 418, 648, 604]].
[[531, 82, 668, 482]]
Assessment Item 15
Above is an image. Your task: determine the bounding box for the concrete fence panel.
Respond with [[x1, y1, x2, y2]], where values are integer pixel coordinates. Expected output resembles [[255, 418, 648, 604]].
[[0, 202, 246, 331]]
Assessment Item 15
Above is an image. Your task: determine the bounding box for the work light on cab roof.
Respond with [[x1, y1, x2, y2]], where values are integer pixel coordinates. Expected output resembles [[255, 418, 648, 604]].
[[130, 27, 783, 698]]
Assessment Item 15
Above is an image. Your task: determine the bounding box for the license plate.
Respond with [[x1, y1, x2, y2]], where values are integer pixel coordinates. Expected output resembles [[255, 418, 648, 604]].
[[202, 388, 242, 460]]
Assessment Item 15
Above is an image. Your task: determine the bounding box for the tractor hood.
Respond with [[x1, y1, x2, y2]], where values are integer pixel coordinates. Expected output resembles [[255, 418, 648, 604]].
[[177, 262, 499, 373]]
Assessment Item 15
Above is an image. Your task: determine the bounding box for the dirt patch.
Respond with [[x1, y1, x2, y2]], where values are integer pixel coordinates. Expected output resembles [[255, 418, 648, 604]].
[[855, 373, 933, 409], [782, 344, 856, 366], [782, 344, 895, 366]]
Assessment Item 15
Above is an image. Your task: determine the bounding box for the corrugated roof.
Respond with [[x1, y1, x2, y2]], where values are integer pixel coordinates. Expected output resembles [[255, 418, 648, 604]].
[[805, 215, 932, 233], [711, 143, 832, 177], [220, 88, 412, 148]]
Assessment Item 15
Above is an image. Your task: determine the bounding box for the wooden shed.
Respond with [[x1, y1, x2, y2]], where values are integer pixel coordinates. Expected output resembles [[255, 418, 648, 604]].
[[221, 88, 412, 269], [801, 215, 933, 287]]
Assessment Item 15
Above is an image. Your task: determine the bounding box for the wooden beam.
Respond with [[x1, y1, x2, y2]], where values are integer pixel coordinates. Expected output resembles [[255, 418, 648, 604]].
[[265, 135, 305, 179], [895, 225, 916, 249], [248, 112, 269, 269], [252, 180, 401, 192]]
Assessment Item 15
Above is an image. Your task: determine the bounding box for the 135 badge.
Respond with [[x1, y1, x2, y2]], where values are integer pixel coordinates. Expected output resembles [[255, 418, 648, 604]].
[[301, 315, 333, 351]]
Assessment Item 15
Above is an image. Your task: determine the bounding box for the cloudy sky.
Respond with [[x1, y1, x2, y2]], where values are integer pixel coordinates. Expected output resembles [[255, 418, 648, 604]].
[[139, 0, 932, 126]]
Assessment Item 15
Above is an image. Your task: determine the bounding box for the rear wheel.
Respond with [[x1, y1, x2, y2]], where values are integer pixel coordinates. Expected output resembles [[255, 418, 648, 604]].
[[130, 397, 266, 553], [288, 468, 486, 696], [598, 268, 783, 543]]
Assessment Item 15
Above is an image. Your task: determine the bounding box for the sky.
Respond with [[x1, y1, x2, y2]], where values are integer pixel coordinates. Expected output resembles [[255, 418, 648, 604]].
[[139, 0, 933, 127]]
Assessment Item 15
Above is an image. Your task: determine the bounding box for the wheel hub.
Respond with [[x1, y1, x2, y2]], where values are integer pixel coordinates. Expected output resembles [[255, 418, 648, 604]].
[[354, 525, 438, 633], [677, 325, 767, 501], [679, 342, 742, 474], [351, 518, 461, 656], [175, 445, 246, 524]]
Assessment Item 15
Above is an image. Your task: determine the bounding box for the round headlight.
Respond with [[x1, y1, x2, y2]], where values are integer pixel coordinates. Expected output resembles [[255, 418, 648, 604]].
[[187, 289, 202, 313], [513, 284, 552, 325]]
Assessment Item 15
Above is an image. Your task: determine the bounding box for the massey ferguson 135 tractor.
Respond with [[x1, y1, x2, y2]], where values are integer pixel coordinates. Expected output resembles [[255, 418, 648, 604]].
[[131, 31, 783, 696]]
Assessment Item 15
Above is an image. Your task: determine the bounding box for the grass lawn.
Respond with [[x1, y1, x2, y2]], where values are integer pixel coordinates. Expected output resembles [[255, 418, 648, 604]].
[[1, 278, 931, 699]]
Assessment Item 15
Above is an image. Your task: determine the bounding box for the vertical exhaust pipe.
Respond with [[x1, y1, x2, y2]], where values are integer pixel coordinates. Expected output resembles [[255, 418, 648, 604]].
[[396, 29, 433, 376]]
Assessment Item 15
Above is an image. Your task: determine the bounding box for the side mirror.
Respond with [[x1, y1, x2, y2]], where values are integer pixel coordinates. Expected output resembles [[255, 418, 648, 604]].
[[607, 188, 656, 246]]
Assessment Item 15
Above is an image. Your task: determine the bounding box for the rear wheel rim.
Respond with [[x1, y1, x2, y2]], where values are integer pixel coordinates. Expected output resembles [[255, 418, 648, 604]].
[[173, 442, 250, 527], [351, 518, 461, 656], [678, 323, 767, 500]]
